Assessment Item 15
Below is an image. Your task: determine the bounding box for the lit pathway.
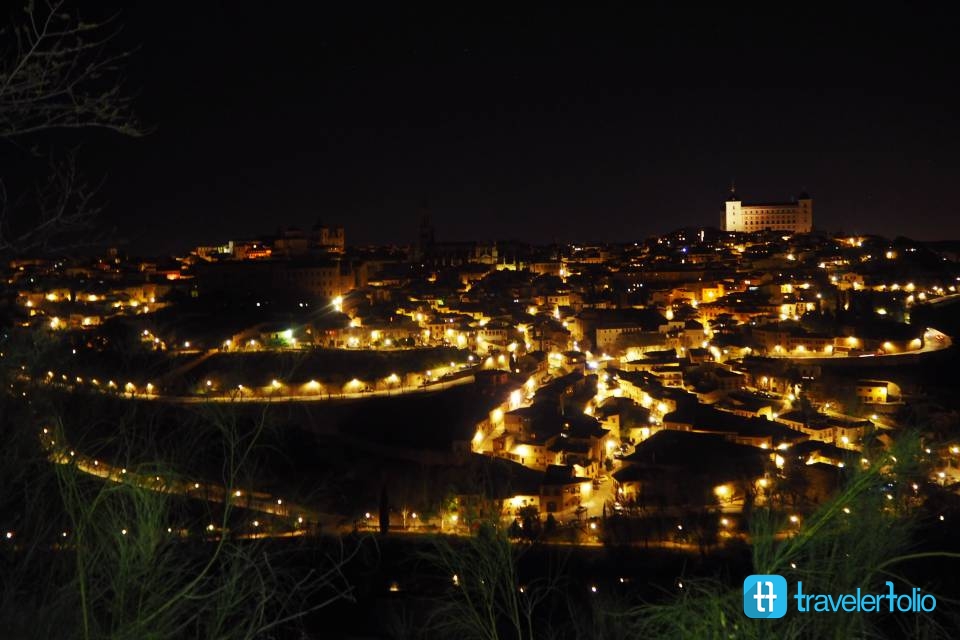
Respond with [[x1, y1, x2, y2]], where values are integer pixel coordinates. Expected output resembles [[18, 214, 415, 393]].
[[157, 374, 475, 404], [37, 373, 474, 404], [761, 327, 951, 361], [45, 438, 350, 534]]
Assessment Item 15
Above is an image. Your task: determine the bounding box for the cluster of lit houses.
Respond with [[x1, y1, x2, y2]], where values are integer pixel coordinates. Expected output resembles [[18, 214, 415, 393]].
[[6, 194, 960, 535]]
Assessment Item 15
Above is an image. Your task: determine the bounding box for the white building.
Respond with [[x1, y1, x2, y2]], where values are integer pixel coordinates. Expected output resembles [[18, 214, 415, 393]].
[[722, 190, 812, 233]]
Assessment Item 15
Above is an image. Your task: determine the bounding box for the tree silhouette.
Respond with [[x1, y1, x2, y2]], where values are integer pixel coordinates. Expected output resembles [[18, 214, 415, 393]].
[[1, 1, 144, 257], [379, 484, 390, 535]]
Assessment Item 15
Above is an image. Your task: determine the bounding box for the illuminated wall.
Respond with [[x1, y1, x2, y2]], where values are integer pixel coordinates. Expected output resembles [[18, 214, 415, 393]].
[[723, 193, 813, 233]]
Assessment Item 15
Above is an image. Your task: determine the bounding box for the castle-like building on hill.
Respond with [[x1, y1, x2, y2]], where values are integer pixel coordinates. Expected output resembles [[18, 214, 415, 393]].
[[722, 189, 812, 234]]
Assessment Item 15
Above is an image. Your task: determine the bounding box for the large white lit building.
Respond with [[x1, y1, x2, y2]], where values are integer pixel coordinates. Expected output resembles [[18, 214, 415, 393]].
[[722, 190, 812, 233]]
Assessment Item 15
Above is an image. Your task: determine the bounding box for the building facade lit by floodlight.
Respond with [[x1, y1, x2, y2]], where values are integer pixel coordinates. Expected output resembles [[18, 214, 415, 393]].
[[722, 189, 813, 233]]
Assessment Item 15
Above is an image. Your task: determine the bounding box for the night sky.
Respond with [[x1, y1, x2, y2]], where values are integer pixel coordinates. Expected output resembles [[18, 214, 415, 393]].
[[84, 3, 960, 253]]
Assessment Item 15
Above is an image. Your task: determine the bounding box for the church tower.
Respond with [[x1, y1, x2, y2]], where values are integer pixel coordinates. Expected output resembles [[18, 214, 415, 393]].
[[723, 183, 742, 231]]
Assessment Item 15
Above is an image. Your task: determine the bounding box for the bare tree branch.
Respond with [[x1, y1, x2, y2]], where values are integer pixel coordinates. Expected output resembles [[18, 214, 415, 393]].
[[0, 1, 145, 258], [0, 150, 111, 255], [1, 1, 143, 140]]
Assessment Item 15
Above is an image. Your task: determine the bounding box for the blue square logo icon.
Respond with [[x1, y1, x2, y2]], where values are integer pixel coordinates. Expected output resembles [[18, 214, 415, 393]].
[[743, 574, 787, 618]]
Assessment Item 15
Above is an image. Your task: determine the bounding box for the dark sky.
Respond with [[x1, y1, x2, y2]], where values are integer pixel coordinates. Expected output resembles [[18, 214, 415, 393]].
[[86, 2, 960, 253]]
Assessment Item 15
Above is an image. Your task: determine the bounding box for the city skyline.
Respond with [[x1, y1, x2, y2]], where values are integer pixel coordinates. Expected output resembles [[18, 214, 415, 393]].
[[6, 4, 960, 638], [61, 2, 960, 254]]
